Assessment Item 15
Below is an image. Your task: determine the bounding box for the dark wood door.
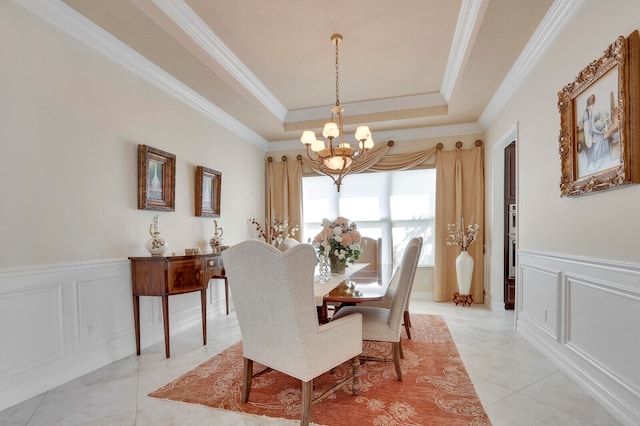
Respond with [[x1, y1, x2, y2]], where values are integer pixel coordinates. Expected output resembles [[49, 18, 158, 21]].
[[504, 141, 516, 310]]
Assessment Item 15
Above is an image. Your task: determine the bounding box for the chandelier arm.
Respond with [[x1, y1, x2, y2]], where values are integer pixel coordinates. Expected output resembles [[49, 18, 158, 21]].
[[305, 144, 321, 162], [351, 141, 369, 159]]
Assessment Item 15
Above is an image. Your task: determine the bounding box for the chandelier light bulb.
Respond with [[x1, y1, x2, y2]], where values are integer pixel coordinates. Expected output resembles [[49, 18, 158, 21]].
[[311, 139, 326, 152], [301, 130, 317, 145], [354, 125, 371, 142], [322, 122, 339, 139], [324, 155, 352, 171], [363, 136, 374, 149]]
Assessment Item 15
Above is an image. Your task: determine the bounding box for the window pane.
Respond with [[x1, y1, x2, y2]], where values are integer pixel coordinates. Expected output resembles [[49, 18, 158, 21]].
[[338, 173, 384, 221], [390, 194, 430, 220], [340, 197, 379, 221], [392, 225, 434, 266], [302, 168, 436, 267]]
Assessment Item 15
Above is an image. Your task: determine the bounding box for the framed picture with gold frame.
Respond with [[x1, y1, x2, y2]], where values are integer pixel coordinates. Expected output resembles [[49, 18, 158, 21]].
[[558, 30, 640, 197], [137, 144, 176, 211], [195, 166, 221, 217]]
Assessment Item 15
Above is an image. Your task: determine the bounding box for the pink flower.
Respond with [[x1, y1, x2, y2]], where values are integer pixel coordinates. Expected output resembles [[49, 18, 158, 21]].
[[351, 230, 361, 243], [322, 227, 333, 239], [341, 233, 353, 246], [334, 216, 349, 226]]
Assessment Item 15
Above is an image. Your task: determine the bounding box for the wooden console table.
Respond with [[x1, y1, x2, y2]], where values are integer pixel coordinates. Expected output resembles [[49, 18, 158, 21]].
[[129, 253, 227, 358]]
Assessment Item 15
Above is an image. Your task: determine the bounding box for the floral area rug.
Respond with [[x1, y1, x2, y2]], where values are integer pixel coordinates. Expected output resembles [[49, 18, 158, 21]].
[[149, 314, 491, 425]]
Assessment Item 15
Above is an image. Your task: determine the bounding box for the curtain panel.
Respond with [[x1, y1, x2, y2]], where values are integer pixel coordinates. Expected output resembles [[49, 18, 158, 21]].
[[434, 142, 484, 303], [265, 156, 303, 242]]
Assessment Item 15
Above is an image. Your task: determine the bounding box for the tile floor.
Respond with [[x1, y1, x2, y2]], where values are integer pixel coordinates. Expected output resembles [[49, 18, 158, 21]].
[[0, 299, 622, 425]]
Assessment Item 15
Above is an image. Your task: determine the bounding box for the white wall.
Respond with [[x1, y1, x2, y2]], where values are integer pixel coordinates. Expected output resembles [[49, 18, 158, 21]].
[[0, 1, 265, 267], [0, 1, 263, 411], [484, 1, 640, 423]]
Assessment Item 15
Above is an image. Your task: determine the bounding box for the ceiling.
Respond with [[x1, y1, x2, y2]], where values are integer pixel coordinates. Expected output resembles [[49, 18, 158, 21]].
[[58, 0, 556, 150]]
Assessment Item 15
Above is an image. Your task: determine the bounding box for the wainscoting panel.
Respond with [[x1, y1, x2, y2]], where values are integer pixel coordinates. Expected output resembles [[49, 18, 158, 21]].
[[519, 264, 561, 340], [76, 275, 134, 350], [0, 259, 229, 412], [517, 251, 640, 425], [565, 274, 640, 396], [0, 284, 64, 378]]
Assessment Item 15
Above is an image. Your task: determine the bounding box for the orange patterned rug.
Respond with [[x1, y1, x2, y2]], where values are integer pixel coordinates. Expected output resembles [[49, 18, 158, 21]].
[[149, 314, 490, 425]]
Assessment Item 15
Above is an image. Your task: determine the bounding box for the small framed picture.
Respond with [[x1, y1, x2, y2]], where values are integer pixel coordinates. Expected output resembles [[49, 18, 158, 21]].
[[558, 30, 640, 196], [195, 166, 221, 217], [137, 145, 176, 211]]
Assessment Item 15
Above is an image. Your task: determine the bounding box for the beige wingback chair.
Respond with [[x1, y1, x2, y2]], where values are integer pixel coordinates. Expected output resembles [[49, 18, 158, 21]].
[[222, 240, 362, 425], [358, 237, 382, 270], [332, 237, 422, 381], [357, 237, 423, 339]]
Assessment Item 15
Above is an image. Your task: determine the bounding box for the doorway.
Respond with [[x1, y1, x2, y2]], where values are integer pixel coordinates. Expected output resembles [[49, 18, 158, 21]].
[[503, 141, 516, 309]]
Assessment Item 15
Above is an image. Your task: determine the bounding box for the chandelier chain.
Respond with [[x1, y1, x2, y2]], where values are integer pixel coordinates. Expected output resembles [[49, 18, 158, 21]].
[[335, 37, 340, 107]]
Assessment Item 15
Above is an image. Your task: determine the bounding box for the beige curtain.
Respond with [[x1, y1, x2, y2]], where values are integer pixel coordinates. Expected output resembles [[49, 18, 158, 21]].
[[265, 156, 303, 241], [434, 144, 484, 303]]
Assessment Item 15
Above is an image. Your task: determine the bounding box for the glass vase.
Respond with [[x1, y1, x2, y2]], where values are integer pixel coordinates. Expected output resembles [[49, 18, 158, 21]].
[[329, 253, 345, 274]]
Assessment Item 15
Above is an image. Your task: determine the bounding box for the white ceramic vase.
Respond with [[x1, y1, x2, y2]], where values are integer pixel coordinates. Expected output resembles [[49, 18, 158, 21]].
[[455, 250, 474, 295], [146, 232, 167, 256], [146, 215, 167, 256]]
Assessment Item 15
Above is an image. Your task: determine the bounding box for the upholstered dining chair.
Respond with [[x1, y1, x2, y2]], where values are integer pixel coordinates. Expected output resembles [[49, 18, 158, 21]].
[[221, 240, 363, 426], [331, 237, 421, 381], [358, 237, 382, 270], [357, 237, 423, 339]]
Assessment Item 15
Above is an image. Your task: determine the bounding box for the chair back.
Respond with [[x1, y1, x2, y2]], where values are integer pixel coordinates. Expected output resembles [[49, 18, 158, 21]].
[[388, 237, 422, 332], [222, 240, 319, 370], [358, 237, 382, 269]]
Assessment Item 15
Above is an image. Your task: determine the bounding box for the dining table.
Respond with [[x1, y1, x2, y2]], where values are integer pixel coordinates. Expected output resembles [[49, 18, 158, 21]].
[[314, 262, 395, 323]]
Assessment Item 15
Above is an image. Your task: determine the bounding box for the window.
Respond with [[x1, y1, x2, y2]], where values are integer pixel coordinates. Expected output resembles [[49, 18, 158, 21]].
[[302, 168, 435, 266]]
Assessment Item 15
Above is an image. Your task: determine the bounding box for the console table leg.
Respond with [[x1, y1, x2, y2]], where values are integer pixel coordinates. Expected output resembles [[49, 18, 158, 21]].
[[200, 288, 207, 346], [161, 295, 170, 358], [133, 295, 141, 356]]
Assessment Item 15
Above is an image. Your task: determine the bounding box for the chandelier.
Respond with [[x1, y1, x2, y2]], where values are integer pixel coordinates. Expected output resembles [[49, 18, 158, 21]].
[[300, 34, 374, 192]]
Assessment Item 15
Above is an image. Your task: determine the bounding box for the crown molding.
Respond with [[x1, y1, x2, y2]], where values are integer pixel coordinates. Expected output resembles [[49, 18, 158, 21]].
[[285, 93, 447, 124], [441, 0, 489, 103], [14, 0, 269, 151], [478, 0, 585, 128], [153, 0, 288, 122], [266, 121, 484, 152]]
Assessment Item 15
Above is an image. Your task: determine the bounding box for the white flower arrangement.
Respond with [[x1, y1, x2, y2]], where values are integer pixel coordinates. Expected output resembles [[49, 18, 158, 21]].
[[446, 218, 479, 252]]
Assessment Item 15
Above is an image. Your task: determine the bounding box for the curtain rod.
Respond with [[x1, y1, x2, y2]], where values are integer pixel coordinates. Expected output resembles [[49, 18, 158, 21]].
[[436, 140, 483, 149]]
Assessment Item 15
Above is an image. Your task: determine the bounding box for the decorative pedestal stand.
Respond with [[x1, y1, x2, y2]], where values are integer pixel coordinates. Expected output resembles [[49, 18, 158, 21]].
[[453, 292, 473, 307], [453, 250, 474, 307]]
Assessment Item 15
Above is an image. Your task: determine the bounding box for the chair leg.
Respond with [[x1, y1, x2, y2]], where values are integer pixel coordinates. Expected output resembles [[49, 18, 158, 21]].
[[392, 341, 403, 381], [301, 380, 313, 426], [404, 310, 412, 339], [351, 355, 361, 396], [242, 358, 253, 403]]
